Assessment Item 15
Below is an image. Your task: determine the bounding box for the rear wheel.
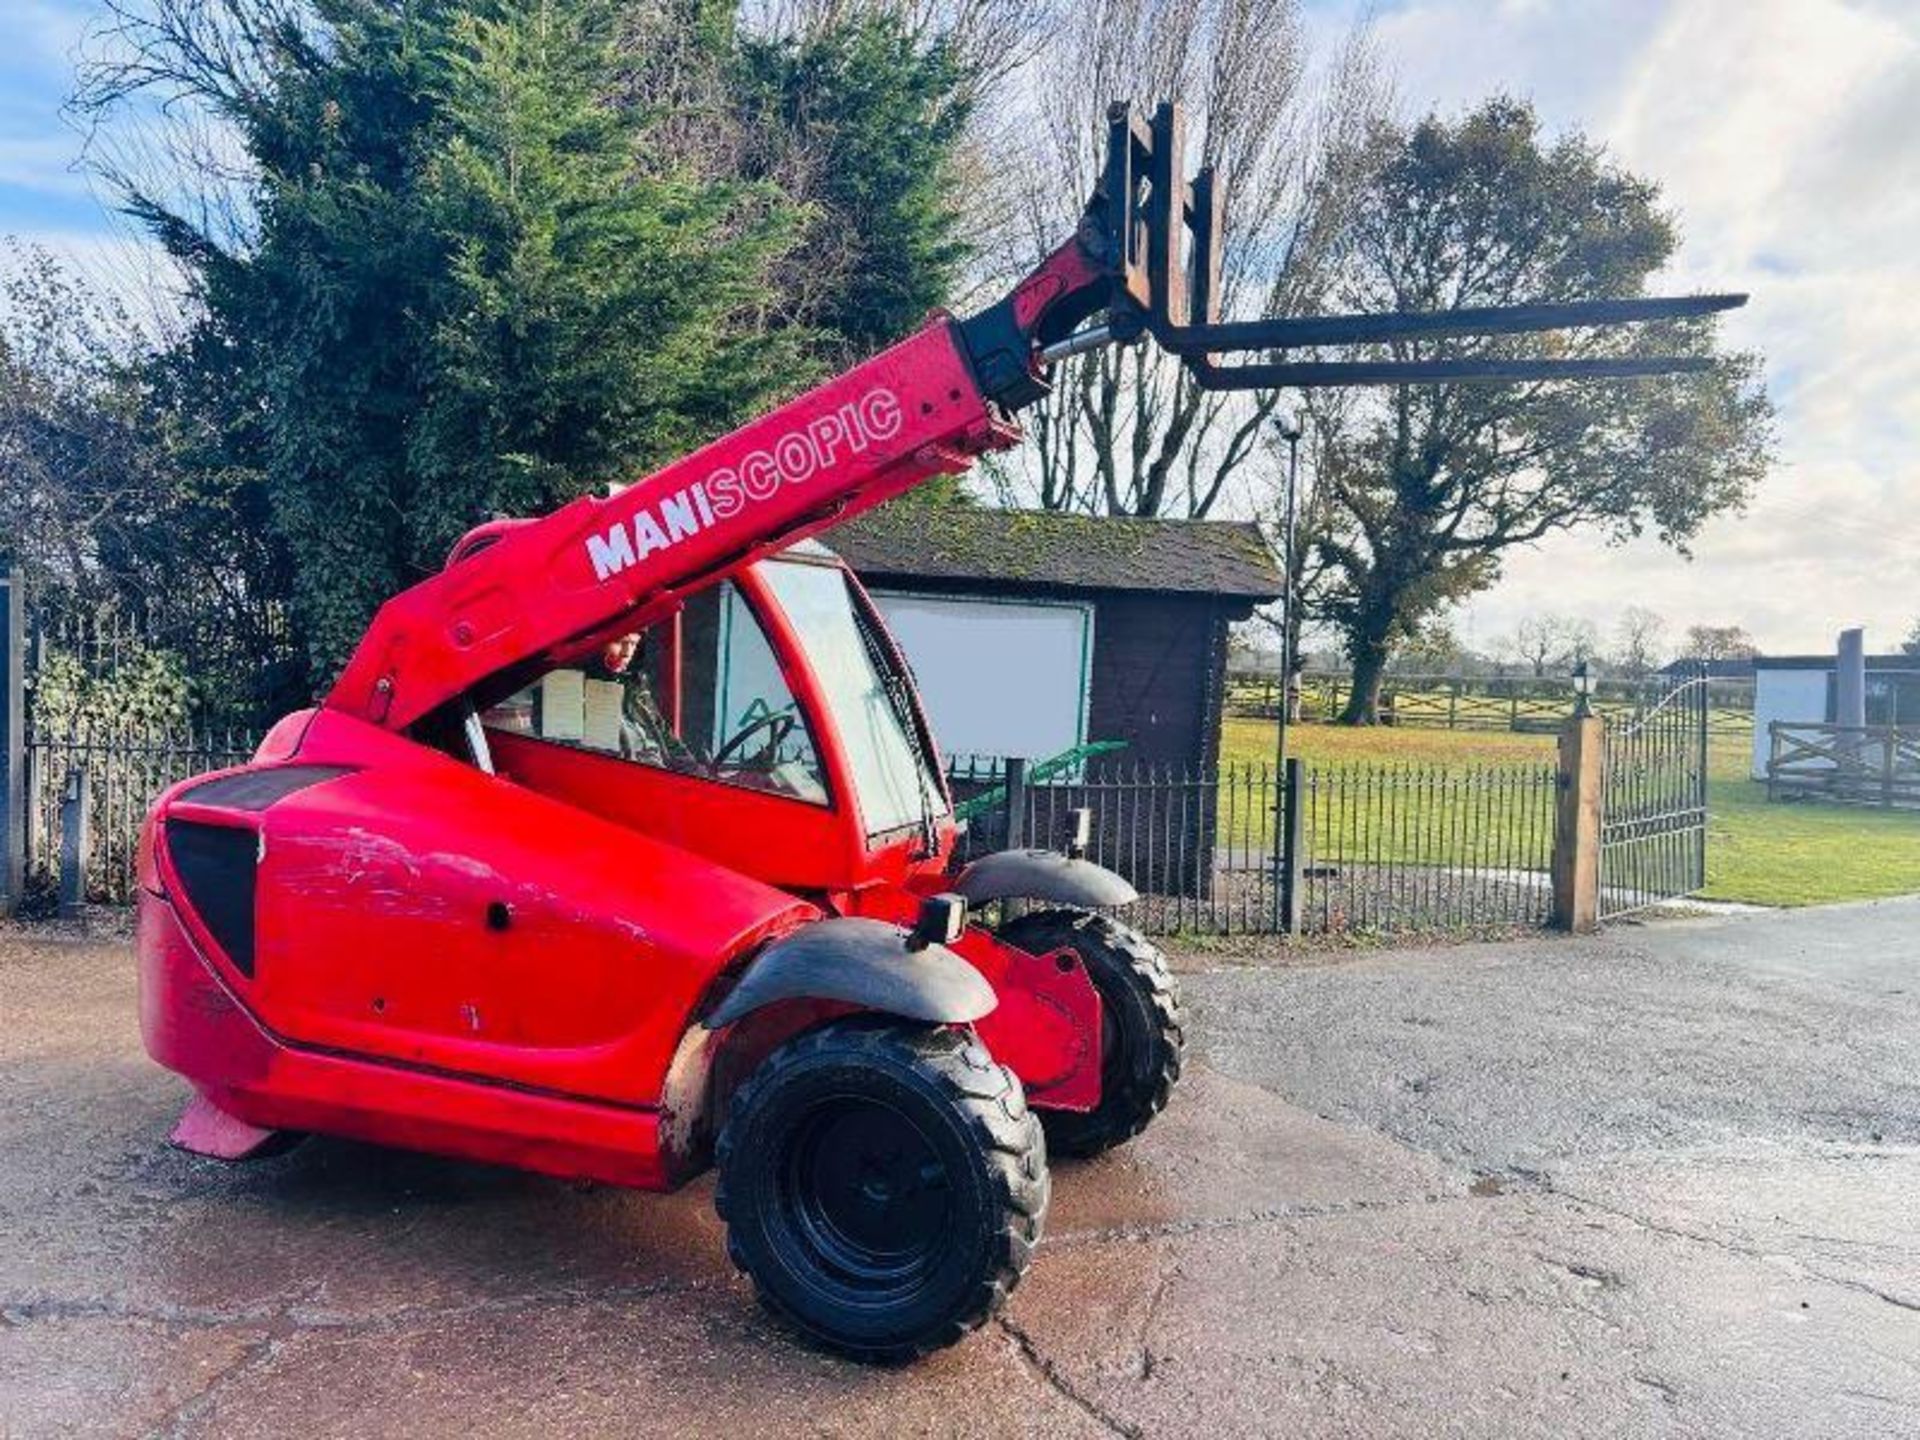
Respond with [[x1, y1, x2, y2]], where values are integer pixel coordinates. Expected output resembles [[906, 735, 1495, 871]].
[[998, 908, 1185, 1157], [715, 1020, 1048, 1363]]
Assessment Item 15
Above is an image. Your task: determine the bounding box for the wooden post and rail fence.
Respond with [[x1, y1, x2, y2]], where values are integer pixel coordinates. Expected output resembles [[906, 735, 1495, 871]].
[[1226, 668, 1752, 739], [1765, 721, 1920, 809]]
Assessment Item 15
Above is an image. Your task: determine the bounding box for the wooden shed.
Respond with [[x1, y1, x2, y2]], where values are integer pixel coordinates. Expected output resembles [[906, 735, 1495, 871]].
[[829, 505, 1279, 895], [830, 504, 1281, 775]]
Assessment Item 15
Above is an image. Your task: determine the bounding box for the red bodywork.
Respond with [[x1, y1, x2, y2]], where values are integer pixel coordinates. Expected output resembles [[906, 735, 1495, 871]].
[[137, 294, 1111, 1189], [136, 91, 1724, 1197]]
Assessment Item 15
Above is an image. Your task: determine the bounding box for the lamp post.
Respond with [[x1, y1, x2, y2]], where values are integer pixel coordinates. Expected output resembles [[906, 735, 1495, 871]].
[[1271, 415, 1303, 933], [1571, 659, 1595, 718], [1273, 414, 1303, 773]]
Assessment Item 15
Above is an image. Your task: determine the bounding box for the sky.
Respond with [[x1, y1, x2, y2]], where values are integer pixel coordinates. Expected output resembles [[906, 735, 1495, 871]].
[[3, 0, 1916, 659], [1298, 0, 1920, 659], [0, 1, 137, 279]]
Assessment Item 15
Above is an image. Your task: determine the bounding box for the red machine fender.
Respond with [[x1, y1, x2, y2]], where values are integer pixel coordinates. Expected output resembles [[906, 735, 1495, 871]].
[[702, 918, 994, 1030], [950, 849, 1139, 908]]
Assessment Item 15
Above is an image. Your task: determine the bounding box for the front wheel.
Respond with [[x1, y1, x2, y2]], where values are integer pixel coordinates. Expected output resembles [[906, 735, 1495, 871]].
[[715, 1020, 1048, 1363], [998, 908, 1185, 1157]]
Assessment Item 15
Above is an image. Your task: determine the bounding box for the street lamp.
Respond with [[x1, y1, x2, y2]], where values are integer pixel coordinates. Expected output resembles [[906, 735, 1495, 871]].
[[1270, 414, 1304, 934], [1272, 414, 1303, 773], [1571, 659, 1595, 718]]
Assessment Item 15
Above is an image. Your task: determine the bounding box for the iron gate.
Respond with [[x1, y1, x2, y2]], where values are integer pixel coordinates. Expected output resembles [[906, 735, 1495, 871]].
[[1599, 667, 1709, 918]]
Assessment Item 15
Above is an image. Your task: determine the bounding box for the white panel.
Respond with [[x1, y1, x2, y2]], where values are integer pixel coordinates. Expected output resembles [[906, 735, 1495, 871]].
[[1751, 668, 1829, 778], [538, 670, 586, 742], [583, 679, 625, 751], [871, 592, 1091, 765]]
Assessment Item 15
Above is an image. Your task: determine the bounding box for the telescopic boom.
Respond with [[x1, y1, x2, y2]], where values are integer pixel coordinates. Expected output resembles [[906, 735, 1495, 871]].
[[325, 99, 1746, 734]]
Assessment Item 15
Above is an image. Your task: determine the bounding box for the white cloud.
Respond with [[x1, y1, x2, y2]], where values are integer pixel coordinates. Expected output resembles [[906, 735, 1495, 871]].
[[1327, 0, 1920, 656]]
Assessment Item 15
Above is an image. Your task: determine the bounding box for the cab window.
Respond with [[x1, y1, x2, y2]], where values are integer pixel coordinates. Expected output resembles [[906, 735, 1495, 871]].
[[481, 580, 828, 806]]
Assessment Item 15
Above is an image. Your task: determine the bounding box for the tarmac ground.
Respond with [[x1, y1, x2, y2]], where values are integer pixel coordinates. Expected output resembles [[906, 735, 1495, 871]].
[[3, 900, 1917, 1437]]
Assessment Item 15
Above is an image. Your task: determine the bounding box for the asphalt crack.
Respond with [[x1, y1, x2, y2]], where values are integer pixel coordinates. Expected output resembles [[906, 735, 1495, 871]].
[[1133, 1260, 1178, 1381], [998, 1314, 1142, 1439], [146, 1332, 284, 1440], [1541, 1184, 1773, 1264], [1812, 1274, 1920, 1316], [0, 1295, 288, 1332], [1545, 1183, 1920, 1318], [1631, 1373, 1680, 1405], [1047, 1187, 1464, 1250]]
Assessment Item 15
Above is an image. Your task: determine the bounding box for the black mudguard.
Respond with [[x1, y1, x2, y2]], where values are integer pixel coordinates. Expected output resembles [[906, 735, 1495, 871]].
[[951, 848, 1139, 908], [701, 917, 996, 1030]]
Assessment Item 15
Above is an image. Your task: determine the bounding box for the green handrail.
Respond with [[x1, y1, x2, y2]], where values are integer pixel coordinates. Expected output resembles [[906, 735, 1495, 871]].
[[951, 740, 1129, 823]]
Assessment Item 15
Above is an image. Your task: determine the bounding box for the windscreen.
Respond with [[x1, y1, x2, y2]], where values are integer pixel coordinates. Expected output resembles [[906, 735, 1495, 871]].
[[762, 558, 948, 839]]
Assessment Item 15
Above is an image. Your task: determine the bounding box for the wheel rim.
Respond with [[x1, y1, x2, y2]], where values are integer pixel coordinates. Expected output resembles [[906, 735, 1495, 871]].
[[778, 1094, 953, 1304]]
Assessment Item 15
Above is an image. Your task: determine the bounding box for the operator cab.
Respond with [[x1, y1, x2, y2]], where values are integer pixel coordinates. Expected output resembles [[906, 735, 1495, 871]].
[[482, 573, 830, 807], [467, 544, 953, 894]]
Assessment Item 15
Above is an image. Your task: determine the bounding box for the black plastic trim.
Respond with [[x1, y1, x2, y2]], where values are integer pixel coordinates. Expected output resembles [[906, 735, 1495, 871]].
[[165, 820, 259, 977], [702, 918, 995, 1030], [178, 765, 352, 812], [951, 849, 1140, 908]]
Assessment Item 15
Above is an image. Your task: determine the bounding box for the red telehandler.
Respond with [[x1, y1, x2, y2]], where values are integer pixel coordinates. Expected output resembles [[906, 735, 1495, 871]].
[[137, 102, 1743, 1360]]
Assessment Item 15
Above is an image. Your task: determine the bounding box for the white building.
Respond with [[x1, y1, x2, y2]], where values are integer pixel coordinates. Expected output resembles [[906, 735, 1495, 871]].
[[1750, 653, 1920, 778]]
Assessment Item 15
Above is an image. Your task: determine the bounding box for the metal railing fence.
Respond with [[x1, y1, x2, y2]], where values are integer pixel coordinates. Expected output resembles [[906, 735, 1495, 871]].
[[946, 754, 1558, 938], [25, 724, 258, 904], [1598, 674, 1709, 920], [1295, 762, 1559, 935], [17, 725, 1559, 936]]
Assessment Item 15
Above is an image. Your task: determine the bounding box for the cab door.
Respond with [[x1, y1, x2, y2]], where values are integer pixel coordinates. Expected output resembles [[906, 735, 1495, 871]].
[[484, 576, 869, 892]]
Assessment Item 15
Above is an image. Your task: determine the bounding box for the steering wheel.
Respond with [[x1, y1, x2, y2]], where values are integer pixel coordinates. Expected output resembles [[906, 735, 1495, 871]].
[[711, 710, 798, 770]]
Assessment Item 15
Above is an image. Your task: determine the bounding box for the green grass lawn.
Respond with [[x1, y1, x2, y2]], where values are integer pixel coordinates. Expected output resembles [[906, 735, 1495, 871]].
[[1217, 717, 1559, 868], [1702, 777, 1920, 906], [1218, 716, 1920, 908], [1222, 715, 1556, 769]]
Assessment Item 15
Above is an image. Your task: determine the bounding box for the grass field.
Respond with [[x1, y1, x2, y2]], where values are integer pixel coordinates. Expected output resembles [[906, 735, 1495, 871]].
[[1222, 716, 1556, 770], [1701, 773, 1920, 905], [1217, 716, 1557, 870], [1220, 716, 1920, 909]]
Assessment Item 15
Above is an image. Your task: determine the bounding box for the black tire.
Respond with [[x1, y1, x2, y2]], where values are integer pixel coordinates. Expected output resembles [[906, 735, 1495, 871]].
[[998, 908, 1184, 1157], [714, 1020, 1048, 1363]]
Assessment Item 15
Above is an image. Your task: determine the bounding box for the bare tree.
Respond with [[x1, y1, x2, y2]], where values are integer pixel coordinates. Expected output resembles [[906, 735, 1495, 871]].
[[1251, 405, 1345, 685], [0, 240, 300, 712], [0, 242, 156, 587], [1612, 605, 1668, 678], [985, 0, 1386, 519], [1559, 617, 1600, 668], [1499, 613, 1594, 678], [68, 0, 312, 270], [1682, 624, 1758, 662]]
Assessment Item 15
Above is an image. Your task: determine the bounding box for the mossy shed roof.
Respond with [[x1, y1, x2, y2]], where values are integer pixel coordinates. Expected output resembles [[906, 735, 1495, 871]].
[[828, 505, 1282, 601]]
